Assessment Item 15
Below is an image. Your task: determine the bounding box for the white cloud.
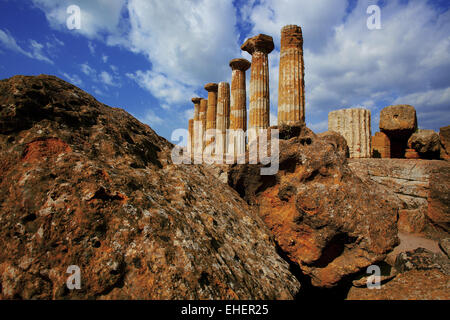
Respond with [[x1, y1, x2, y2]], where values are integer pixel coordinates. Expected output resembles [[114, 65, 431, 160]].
[[0, 29, 53, 64], [80, 62, 95, 76], [99, 71, 114, 86], [126, 70, 195, 105], [31, 0, 127, 39], [62, 72, 83, 86], [102, 54, 108, 63], [140, 108, 164, 128]]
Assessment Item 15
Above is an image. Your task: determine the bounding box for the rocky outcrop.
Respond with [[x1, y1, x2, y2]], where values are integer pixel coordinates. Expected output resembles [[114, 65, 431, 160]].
[[348, 159, 450, 238], [347, 269, 450, 300], [228, 123, 399, 288], [0, 75, 300, 299], [407, 129, 440, 159], [348, 246, 450, 300], [440, 125, 450, 160]]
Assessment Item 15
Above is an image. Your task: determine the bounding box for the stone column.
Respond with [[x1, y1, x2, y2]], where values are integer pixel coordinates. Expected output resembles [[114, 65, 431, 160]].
[[188, 118, 194, 160], [229, 58, 251, 163], [191, 97, 202, 158], [328, 108, 372, 158], [199, 98, 208, 157], [205, 83, 218, 131], [241, 34, 274, 130], [242, 34, 274, 161], [229, 58, 251, 132], [216, 82, 230, 158], [204, 83, 218, 159], [278, 25, 305, 125]]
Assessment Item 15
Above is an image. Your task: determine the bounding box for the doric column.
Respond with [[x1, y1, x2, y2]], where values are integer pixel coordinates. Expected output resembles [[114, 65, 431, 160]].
[[228, 58, 251, 163], [191, 97, 202, 157], [241, 34, 274, 130], [328, 108, 372, 158], [216, 82, 230, 158], [205, 83, 218, 131], [204, 83, 218, 159], [188, 118, 194, 160], [278, 25, 305, 125], [199, 98, 208, 156], [229, 58, 250, 132]]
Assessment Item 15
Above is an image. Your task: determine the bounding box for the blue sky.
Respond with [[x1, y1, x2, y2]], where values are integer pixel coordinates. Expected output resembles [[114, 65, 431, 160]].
[[1, 0, 449, 142]]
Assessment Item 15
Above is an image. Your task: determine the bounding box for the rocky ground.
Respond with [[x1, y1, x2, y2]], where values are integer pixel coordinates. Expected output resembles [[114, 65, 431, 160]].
[[0, 75, 299, 299], [0, 75, 448, 300]]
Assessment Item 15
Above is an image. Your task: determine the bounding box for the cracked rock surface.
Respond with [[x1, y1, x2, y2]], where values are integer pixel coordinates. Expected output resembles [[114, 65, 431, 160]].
[[0, 75, 300, 299]]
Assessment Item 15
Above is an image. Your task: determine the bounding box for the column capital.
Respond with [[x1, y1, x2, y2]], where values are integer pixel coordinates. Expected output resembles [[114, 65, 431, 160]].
[[241, 34, 274, 55], [191, 97, 202, 104], [204, 83, 218, 92], [229, 58, 251, 71]]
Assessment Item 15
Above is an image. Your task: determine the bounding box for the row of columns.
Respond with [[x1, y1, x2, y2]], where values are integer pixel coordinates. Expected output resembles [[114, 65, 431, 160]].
[[187, 25, 306, 161]]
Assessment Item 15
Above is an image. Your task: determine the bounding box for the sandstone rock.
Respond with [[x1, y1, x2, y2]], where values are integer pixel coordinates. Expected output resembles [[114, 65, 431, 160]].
[[0, 75, 300, 299], [317, 131, 349, 159], [404, 148, 420, 159], [394, 248, 450, 275], [228, 123, 399, 288], [372, 132, 390, 158], [440, 125, 450, 160], [347, 269, 450, 300], [349, 159, 450, 239], [379, 105, 417, 158], [407, 129, 440, 159], [439, 238, 450, 258], [427, 166, 450, 234]]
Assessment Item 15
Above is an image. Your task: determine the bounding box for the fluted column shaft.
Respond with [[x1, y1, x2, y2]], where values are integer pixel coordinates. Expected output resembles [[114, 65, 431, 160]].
[[249, 50, 270, 129], [188, 118, 193, 157], [216, 82, 230, 157], [191, 97, 202, 157], [199, 98, 208, 155], [278, 25, 305, 125], [230, 68, 248, 132], [328, 108, 372, 158]]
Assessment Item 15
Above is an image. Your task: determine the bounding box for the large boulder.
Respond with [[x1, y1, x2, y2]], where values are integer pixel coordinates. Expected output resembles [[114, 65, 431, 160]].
[[348, 159, 450, 239], [427, 166, 450, 234], [379, 105, 417, 158], [407, 129, 440, 159], [440, 125, 450, 160], [228, 124, 399, 288], [0, 75, 300, 299]]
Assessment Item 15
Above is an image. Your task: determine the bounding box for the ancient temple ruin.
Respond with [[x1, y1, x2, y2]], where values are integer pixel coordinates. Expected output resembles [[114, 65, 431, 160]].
[[186, 24, 438, 163]]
